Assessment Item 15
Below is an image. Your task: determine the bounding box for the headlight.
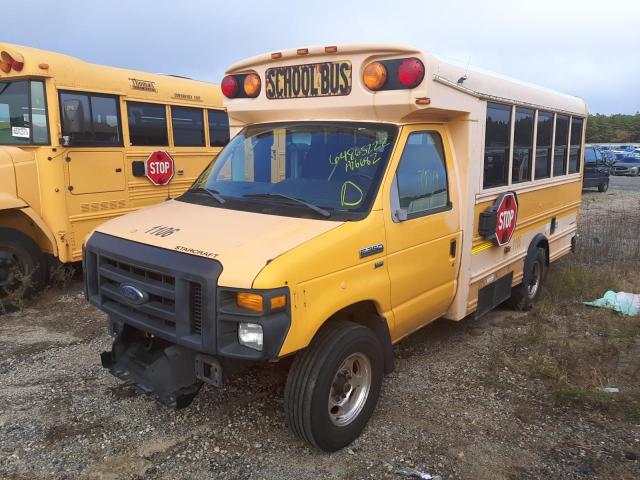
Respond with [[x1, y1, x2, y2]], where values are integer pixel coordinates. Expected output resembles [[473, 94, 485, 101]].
[[238, 323, 263, 351]]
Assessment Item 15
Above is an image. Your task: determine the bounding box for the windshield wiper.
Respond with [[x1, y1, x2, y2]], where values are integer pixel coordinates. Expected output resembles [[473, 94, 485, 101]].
[[188, 187, 226, 204], [243, 193, 331, 218]]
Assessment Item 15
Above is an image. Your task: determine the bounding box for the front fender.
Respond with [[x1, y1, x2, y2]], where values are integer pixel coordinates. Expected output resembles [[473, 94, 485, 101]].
[[0, 149, 17, 198]]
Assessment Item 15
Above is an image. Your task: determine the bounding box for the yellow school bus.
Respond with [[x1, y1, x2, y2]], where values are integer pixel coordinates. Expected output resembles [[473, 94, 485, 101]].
[[0, 43, 228, 307], [84, 44, 587, 450]]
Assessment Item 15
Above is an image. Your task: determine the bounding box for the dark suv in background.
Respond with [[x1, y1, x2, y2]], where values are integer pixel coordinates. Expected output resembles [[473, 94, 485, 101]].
[[583, 145, 611, 192]]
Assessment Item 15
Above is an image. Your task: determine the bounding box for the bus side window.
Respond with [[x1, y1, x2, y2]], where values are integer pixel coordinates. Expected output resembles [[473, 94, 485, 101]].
[[127, 102, 168, 146], [553, 114, 569, 176], [60, 91, 121, 147], [208, 109, 230, 147], [392, 131, 449, 220], [483, 102, 512, 189], [172, 106, 205, 147]]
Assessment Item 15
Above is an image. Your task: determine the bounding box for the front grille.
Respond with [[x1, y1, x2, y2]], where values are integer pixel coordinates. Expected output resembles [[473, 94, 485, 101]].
[[98, 256, 179, 334], [190, 282, 203, 335], [84, 232, 222, 355]]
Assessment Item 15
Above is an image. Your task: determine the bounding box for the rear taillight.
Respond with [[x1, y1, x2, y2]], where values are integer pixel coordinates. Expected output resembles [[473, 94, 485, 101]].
[[221, 75, 239, 98], [362, 57, 425, 91]]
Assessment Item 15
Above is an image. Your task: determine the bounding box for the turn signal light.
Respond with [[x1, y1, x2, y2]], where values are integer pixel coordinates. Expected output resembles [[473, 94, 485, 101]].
[[221, 75, 239, 98], [270, 294, 287, 310], [363, 61, 387, 91], [237, 292, 263, 313], [243, 73, 261, 97], [397, 58, 425, 88]]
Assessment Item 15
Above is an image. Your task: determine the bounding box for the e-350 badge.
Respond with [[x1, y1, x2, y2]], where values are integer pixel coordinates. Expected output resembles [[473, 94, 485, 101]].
[[359, 244, 384, 258]]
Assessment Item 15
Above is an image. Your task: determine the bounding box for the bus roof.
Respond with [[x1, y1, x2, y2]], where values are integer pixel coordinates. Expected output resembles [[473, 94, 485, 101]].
[[0, 42, 222, 107], [223, 43, 587, 126]]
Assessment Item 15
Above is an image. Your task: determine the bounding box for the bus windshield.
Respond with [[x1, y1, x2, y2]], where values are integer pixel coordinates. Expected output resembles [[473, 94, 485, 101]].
[[183, 122, 398, 220], [0, 80, 49, 145]]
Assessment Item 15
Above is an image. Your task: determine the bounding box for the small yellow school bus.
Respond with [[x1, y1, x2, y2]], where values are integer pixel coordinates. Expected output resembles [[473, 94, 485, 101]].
[[0, 43, 228, 307], [84, 44, 587, 451]]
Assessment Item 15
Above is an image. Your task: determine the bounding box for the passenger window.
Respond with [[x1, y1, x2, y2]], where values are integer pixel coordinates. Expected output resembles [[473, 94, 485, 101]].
[[553, 114, 569, 176], [393, 132, 449, 219], [60, 91, 121, 146], [512, 107, 534, 183], [483, 102, 512, 188], [127, 102, 168, 146], [534, 111, 553, 179], [172, 106, 205, 146], [568, 117, 583, 173], [208, 109, 230, 147]]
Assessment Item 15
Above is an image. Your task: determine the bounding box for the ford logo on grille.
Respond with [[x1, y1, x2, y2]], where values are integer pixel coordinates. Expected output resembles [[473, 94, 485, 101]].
[[118, 283, 148, 305]]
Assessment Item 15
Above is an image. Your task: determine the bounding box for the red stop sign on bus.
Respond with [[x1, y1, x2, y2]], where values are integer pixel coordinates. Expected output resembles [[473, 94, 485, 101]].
[[145, 151, 175, 186], [494, 192, 518, 246]]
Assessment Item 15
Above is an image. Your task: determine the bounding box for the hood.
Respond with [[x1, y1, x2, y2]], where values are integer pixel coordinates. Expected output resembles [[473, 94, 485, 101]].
[[94, 199, 344, 288], [614, 160, 640, 167]]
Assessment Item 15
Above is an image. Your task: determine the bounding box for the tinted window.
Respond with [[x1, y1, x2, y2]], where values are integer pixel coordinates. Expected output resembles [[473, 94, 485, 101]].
[[60, 91, 121, 146], [172, 106, 204, 146], [512, 107, 534, 183], [585, 147, 596, 163], [535, 111, 553, 179], [483, 103, 511, 188], [568, 117, 583, 173], [553, 115, 569, 176], [0, 80, 49, 145], [395, 132, 449, 216], [208, 109, 230, 147], [127, 102, 168, 146]]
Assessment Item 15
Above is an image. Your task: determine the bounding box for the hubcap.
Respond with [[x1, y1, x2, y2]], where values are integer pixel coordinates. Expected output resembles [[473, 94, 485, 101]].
[[527, 261, 541, 299], [328, 352, 372, 427]]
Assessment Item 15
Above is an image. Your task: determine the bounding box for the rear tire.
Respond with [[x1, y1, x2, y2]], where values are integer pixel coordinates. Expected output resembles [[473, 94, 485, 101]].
[[0, 228, 46, 312], [598, 182, 609, 192], [508, 247, 546, 311], [284, 321, 383, 452]]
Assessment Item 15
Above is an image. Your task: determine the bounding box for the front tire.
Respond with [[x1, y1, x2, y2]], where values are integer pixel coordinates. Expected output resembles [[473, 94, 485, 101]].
[[284, 321, 383, 451], [598, 181, 609, 192], [0, 228, 46, 312], [508, 247, 546, 311]]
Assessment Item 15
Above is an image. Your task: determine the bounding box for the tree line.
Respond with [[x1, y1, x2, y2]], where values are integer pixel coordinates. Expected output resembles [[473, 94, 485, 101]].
[[586, 113, 640, 143]]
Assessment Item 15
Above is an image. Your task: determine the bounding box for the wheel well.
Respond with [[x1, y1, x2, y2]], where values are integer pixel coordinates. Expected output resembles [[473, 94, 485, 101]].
[[531, 234, 549, 266], [324, 301, 395, 374], [0, 209, 54, 256]]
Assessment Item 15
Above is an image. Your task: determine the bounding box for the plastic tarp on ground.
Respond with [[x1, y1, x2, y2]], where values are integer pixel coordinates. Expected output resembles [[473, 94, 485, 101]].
[[584, 291, 640, 316]]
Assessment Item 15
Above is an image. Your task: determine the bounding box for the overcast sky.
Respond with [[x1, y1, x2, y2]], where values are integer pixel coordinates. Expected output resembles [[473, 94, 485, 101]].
[[5, 0, 639, 114]]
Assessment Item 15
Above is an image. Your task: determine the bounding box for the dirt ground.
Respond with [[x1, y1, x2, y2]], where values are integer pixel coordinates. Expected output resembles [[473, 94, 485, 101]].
[[1, 182, 639, 480]]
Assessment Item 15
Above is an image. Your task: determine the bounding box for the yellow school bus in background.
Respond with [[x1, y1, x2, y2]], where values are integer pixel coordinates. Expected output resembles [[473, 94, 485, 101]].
[[0, 43, 228, 307], [84, 44, 587, 451]]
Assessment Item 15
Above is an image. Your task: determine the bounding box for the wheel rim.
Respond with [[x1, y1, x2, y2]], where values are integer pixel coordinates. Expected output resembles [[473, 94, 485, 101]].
[[328, 352, 372, 427], [527, 261, 541, 300]]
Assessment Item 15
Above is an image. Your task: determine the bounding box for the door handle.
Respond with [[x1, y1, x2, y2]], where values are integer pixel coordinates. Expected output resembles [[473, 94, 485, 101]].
[[449, 239, 457, 258], [115, 168, 122, 173]]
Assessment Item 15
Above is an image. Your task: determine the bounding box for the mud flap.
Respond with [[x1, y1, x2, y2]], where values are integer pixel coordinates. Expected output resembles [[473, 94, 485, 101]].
[[101, 336, 202, 409]]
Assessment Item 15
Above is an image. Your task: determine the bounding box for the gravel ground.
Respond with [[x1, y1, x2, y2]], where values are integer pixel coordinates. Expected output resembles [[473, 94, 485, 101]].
[[0, 183, 639, 480]]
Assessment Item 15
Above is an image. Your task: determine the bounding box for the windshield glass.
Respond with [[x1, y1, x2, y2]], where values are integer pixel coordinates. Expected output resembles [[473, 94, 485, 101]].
[[181, 122, 398, 220], [0, 80, 49, 145]]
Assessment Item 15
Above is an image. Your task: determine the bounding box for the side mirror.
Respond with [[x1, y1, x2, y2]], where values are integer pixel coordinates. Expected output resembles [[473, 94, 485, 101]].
[[395, 209, 408, 222]]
